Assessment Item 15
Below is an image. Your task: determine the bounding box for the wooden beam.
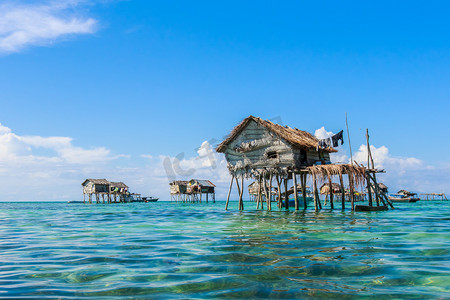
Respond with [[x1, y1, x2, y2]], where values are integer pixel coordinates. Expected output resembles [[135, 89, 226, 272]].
[[268, 173, 273, 211], [284, 177, 289, 210], [276, 175, 282, 208], [240, 175, 244, 210], [328, 174, 334, 209], [313, 174, 318, 211], [301, 173, 307, 209], [293, 172, 299, 210], [225, 175, 234, 210], [339, 173, 345, 210]]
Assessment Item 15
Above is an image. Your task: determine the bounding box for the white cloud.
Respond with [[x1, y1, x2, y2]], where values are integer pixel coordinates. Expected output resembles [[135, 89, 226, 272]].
[[0, 123, 126, 200], [314, 126, 334, 140], [353, 144, 422, 171], [0, 1, 98, 54]]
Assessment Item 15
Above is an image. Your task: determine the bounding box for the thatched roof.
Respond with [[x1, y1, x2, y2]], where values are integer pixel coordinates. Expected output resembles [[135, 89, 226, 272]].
[[190, 179, 216, 187], [216, 115, 337, 153], [110, 181, 128, 189], [170, 180, 189, 186], [308, 164, 367, 189], [82, 179, 110, 186]]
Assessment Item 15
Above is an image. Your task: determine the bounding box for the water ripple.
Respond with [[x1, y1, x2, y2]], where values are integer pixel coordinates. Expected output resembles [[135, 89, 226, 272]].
[[0, 201, 448, 299]]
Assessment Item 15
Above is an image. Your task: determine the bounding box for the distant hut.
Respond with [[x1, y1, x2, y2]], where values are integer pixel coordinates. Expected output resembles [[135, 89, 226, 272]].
[[81, 179, 110, 204], [377, 183, 388, 194], [169, 179, 215, 202], [169, 181, 189, 201], [188, 179, 216, 202], [320, 183, 341, 195], [110, 181, 129, 202], [248, 181, 269, 201]]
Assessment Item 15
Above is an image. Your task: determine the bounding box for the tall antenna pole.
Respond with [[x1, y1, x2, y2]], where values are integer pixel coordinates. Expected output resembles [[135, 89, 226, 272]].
[[345, 112, 353, 165]]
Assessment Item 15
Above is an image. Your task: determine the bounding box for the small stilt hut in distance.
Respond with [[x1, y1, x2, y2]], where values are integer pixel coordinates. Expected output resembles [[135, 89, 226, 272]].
[[82, 179, 110, 204], [110, 181, 129, 203], [248, 181, 269, 201], [320, 183, 341, 195], [169, 179, 215, 202], [82, 179, 130, 204]]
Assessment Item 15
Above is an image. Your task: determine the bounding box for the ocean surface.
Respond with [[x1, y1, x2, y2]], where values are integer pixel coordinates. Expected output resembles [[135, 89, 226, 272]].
[[0, 201, 449, 299]]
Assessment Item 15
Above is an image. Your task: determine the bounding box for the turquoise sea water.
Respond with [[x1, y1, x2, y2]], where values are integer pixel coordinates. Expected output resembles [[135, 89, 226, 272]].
[[0, 201, 449, 299]]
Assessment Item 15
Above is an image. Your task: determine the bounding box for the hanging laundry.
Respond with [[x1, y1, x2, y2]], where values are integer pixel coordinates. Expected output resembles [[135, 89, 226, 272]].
[[331, 130, 344, 147], [318, 137, 332, 149]]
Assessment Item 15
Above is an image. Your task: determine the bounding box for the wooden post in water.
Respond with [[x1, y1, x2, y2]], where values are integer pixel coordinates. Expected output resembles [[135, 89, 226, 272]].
[[349, 174, 355, 211], [339, 173, 345, 210], [225, 175, 234, 210], [235, 176, 242, 210], [83, 193, 85, 204], [301, 173, 307, 209], [328, 174, 334, 209], [240, 175, 244, 210], [293, 172, 299, 210], [283, 177, 288, 210], [313, 173, 318, 211], [366, 129, 373, 207], [316, 185, 322, 209], [256, 176, 262, 209], [276, 175, 282, 208], [268, 173, 273, 211]]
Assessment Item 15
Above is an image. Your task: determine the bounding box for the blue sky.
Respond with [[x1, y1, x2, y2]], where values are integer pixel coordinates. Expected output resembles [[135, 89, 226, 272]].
[[0, 0, 449, 200]]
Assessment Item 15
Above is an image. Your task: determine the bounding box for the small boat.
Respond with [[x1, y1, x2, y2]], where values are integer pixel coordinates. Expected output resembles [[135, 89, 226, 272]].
[[388, 190, 420, 203], [142, 197, 159, 202], [67, 200, 84, 204]]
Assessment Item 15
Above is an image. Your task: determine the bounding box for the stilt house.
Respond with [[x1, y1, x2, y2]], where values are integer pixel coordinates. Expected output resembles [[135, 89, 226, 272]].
[[169, 179, 215, 202], [217, 115, 393, 212], [82, 179, 110, 194], [170, 180, 188, 195], [216, 115, 336, 174]]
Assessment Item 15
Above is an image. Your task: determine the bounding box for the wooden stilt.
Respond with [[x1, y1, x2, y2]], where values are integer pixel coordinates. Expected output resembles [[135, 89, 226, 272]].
[[263, 175, 268, 209], [313, 174, 318, 211], [284, 178, 289, 210], [263, 175, 269, 210], [235, 176, 242, 210], [276, 175, 282, 208], [268, 173, 273, 211], [293, 172, 299, 210], [328, 174, 334, 209], [301, 173, 307, 209], [240, 175, 244, 210], [366, 172, 373, 207], [349, 175, 355, 211], [256, 176, 261, 209], [339, 173, 345, 210], [366, 130, 373, 207], [225, 175, 234, 210], [83, 193, 85, 204]]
